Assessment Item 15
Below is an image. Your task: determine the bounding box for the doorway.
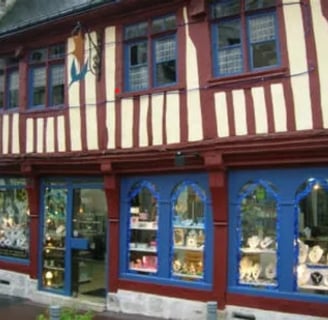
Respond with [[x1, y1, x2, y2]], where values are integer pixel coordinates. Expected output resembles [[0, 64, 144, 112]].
[[39, 178, 107, 301]]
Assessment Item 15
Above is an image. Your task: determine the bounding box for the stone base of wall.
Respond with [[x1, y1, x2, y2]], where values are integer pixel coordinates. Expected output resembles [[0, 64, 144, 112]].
[[0, 270, 326, 320]]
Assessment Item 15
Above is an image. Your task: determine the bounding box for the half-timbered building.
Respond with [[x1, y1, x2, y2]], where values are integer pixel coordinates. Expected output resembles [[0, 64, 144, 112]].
[[0, 0, 327, 319]]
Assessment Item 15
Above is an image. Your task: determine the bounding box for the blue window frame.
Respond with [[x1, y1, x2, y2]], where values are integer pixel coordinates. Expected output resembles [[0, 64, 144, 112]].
[[28, 44, 65, 109], [120, 173, 213, 290], [211, 0, 279, 77], [229, 167, 328, 303], [124, 15, 177, 92], [0, 55, 19, 110]]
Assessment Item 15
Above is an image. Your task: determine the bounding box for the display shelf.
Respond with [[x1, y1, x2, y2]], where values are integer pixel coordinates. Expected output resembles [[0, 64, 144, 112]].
[[173, 223, 204, 230], [129, 247, 157, 253], [130, 267, 157, 273], [239, 280, 276, 287], [43, 265, 64, 271], [130, 223, 158, 230], [300, 284, 328, 291], [172, 272, 203, 279], [174, 245, 203, 252], [241, 248, 276, 254]]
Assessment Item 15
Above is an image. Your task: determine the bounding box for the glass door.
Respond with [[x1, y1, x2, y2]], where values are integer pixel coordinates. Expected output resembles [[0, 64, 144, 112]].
[[40, 180, 107, 300]]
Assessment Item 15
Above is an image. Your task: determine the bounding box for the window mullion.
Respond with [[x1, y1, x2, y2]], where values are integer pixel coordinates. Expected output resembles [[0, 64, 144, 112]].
[[241, 2, 249, 73]]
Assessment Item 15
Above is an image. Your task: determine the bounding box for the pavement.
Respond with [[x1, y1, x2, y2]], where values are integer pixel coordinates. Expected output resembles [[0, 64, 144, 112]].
[[0, 294, 162, 320]]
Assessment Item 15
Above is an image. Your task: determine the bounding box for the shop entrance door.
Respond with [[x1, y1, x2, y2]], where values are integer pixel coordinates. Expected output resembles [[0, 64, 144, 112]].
[[40, 180, 107, 301]]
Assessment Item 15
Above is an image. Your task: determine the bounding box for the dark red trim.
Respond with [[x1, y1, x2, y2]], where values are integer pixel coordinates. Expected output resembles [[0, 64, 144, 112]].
[[133, 97, 140, 148], [7, 114, 13, 153], [302, 1, 323, 129], [0, 262, 29, 275], [226, 90, 236, 137], [162, 93, 167, 145], [33, 118, 37, 153], [42, 116, 47, 153], [264, 84, 275, 133], [96, 30, 107, 150], [227, 293, 328, 318], [54, 115, 59, 152], [80, 70, 87, 152], [321, 0, 328, 20]]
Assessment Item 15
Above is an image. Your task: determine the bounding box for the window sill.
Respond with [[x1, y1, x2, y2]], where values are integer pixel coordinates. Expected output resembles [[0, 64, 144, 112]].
[[208, 67, 288, 89], [117, 84, 185, 99]]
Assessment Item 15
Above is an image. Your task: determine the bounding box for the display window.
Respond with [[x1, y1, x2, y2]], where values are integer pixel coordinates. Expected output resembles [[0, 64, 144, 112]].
[[237, 180, 278, 288], [0, 178, 29, 260], [296, 178, 328, 295], [120, 173, 213, 289], [229, 168, 328, 303]]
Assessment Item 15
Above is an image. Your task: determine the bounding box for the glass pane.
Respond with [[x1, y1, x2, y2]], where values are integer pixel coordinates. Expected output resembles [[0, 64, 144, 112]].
[[130, 42, 147, 66], [211, 0, 240, 18], [50, 65, 64, 106], [152, 15, 176, 33], [218, 47, 242, 74], [252, 41, 277, 68], [30, 48, 47, 63], [72, 189, 107, 298], [32, 67, 46, 106], [0, 186, 29, 259], [238, 181, 278, 287], [129, 66, 148, 91], [128, 182, 158, 275], [249, 15, 275, 43], [155, 37, 176, 86], [125, 22, 147, 40], [246, 0, 276, 10], [296, 179, 328, 295], [172, 183, 205, 281], [218, 20, 241, 48], [8, 70, 19, 109], [49, 44, 65, 59], [42, 188, 67, 290]]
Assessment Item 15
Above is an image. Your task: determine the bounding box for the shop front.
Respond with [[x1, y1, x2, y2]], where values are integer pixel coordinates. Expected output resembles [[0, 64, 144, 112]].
[[227, 166, 328, 316], [39, 178, 108, 301]]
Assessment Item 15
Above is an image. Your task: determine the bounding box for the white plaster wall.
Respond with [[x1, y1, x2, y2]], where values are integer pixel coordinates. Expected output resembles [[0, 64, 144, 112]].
[[121, 98, 133, 148], [151, 93, 164, 146], [215, 92, 229, 138], [232, 89, 247, 136], [166, 91, 180, 144], [271, 83, 287, 132], [139, 95, 149, 147], [252, 87, 268, 134]]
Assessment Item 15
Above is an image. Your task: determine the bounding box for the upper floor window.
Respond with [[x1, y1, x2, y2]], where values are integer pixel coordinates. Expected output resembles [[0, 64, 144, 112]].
[[124, 15, 177, 92], [0, 56, 19, 110], [28, 44, 65, 109], [211, 0, 279, 77]]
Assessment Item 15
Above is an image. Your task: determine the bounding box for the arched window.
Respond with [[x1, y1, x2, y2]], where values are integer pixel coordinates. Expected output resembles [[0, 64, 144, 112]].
[[237, 180, 279, 288], [171, 181, 206, 281], [295, 178, 328, 293]]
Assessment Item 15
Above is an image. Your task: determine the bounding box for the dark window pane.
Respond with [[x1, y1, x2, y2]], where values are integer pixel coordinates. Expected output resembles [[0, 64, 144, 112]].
[[50, 65, 64, 106], [152, 15, 176, 33], [156, 60, 176, 86], [130, 42, 147, 66], [218, 20, 241, 48], [32, 67, 46, 106], [8, 70, 19, 109], [211, 0, 240, 18], [246, 0, 276, 10], [30, 48, 47, 63], [252, 41, 277, 68], [49, 44, 65, 59], [0, 74, 3, 108], [125, 22, 147, 40]]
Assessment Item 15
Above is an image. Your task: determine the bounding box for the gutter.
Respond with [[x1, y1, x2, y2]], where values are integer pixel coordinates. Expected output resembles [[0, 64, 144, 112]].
[[0, 0, 119, 40]]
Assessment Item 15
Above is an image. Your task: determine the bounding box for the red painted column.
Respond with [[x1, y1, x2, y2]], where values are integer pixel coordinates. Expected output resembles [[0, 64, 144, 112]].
[[205, 153, 228, 310], [22, 165, 40, 279], [102, 163, 120, 293]]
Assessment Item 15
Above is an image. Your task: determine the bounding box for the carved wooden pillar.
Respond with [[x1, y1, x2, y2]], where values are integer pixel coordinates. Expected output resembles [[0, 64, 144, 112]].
[[204, 153, 228, 309], [102, 163, 120, 292], [21, 164, 39, 279]]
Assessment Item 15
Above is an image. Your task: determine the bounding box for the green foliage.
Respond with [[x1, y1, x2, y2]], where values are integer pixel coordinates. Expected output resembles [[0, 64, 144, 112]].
[[36, 307, 94, 320]]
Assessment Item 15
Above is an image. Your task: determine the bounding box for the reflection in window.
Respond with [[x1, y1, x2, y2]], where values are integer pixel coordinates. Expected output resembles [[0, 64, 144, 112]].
[[171, 181, 206, 281], [128, 181, 158, 275], [238, 180, 278, 287], [0, 178, 29, 259], [296, 179, 328, 295]]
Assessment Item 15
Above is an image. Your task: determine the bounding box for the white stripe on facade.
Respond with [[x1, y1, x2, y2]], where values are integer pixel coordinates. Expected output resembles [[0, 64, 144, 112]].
[[183, 6, 203, 142], [11, 113, 19, 154], [151, 93, 164, 146], [121, 98, 134, 148], [214, 92, 229, 138], [252, 87, 268, 134], [26, 118, 33, 153], [46, 117, 55, 153], [166, 91, 180, 144], [67, 36, 82, 151], [139, 95, 149, 147], [2, 114, 8, 154], [271, 83, 287, 132], [85, 32, 99, 151], [105, 26, 116, 149], [311, 0, 328, 128], [283, 0, 312, 131], [36, 118, 44, 153], [232, 89, 247, 136], [57, 115, 66, 152]]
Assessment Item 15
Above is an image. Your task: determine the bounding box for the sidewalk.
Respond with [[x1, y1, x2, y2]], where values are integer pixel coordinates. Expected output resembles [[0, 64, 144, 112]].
[[0, 294, 161, 320]]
